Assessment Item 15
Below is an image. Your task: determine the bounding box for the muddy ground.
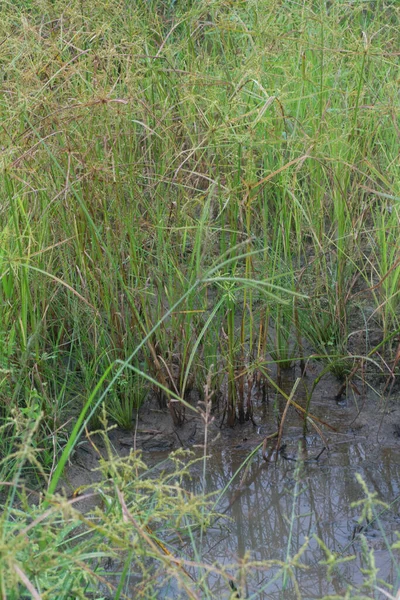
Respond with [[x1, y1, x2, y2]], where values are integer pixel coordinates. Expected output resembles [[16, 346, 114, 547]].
[[61, 364, 400, 499], [56, 359, 400, 599]]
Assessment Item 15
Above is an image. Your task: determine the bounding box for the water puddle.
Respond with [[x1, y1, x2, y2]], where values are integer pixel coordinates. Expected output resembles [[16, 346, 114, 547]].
[[175, 438, 400, 598], [141, 378, 400, 598], [65, 374, 400, 598]]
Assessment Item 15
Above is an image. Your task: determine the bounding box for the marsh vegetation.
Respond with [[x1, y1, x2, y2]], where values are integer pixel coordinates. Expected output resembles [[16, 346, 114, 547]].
[[0, 0, 399, 597]]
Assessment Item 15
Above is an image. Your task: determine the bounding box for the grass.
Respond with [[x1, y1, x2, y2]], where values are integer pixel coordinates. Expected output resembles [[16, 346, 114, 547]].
[[0, 0, 399, 597]]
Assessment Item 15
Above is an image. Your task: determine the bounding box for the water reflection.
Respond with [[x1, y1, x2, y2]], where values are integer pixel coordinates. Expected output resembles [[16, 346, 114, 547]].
[[177, 432, 400, 598], [141, 375, 400, 598]]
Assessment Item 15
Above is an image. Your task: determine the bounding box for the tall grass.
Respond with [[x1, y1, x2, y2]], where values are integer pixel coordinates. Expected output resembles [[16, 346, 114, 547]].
[[0, 0, 399, 594], [1, 0, 398, 445]]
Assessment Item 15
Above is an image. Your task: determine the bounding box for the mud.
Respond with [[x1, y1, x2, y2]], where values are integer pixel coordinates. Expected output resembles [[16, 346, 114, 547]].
[[62, 368, 400, 598]]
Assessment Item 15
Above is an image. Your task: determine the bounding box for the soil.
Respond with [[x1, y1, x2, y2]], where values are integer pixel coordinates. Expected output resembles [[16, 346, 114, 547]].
[[60, 363, 400, 506]]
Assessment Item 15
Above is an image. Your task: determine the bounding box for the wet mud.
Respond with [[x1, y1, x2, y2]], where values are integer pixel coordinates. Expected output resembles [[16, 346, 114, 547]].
[[62, 369, 400, 598]]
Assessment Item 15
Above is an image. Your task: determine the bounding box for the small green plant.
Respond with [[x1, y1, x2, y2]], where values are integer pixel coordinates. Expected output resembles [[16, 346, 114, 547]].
[[0, 422, 218, 599], [106, 366, 148, 430]]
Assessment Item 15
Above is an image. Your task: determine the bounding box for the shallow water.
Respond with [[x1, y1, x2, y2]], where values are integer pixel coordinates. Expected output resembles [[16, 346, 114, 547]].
[[147, 381, 400, 599], [176, 439, 400, 599], [72, 373, 400, 599]]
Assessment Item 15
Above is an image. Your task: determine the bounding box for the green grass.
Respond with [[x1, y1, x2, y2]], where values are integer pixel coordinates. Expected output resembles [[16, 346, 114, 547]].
[[1, 0, 399, 435], [0, 0, 399, 596]]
